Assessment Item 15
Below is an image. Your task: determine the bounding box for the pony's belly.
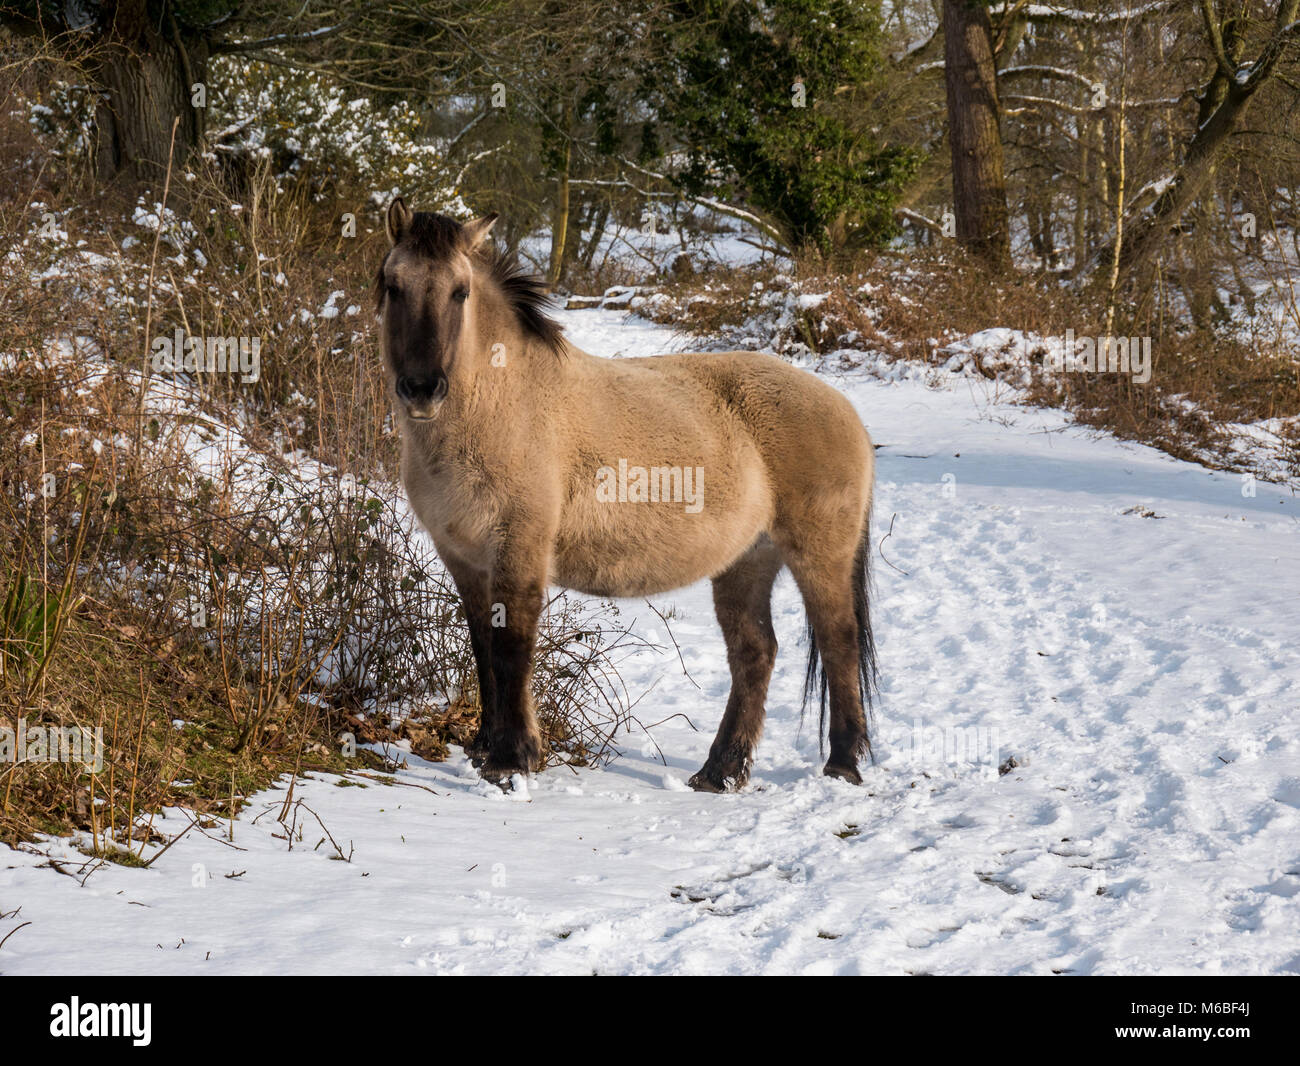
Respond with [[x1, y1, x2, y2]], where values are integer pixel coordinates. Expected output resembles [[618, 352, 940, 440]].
[[553, 436, 774, 596], [551, 544, 743, 598], [551, 502, 769, 597]]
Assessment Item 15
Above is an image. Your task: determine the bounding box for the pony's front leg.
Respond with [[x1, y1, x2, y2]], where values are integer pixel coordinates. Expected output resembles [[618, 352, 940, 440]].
[[440, 554, 498, 765], [480, 556, 547, 783]]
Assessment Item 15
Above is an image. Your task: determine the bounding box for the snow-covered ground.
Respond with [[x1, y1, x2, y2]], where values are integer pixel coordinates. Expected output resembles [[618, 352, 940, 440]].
[[518, 201, 784, 281], [3, 309, 1298, 975]]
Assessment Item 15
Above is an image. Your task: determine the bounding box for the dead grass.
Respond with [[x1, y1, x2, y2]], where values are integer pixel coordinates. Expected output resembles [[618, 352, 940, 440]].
[[0, 63, 645, 853], [640, 247, 1300, 478]]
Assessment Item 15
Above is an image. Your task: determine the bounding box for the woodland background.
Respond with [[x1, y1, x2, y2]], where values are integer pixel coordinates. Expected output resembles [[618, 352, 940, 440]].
[[1, 0, 1297, 848]]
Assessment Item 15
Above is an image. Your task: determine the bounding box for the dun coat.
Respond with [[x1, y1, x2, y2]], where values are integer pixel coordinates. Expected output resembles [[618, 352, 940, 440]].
[[376, 199, 878, 790]]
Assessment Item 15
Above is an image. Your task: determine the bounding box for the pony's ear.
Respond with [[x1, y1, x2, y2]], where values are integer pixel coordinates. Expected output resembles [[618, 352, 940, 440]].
[[461, 213, 499, 251], [386, 197, 412, 245]]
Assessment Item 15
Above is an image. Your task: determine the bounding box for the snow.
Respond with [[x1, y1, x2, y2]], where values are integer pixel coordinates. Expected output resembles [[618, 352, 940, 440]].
[[519, 201, 785, 281], [2, 309, 1298, 975], [990, 3, 1171, 22], [318, 290, 347, 319]]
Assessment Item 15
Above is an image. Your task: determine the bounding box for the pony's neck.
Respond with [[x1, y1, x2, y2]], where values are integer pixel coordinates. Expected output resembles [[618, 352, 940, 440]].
[[458, 263, 563, 391]]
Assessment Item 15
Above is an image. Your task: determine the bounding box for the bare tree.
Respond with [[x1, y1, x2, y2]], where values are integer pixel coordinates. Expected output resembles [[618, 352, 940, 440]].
[[1115, 0, 1300, 276]]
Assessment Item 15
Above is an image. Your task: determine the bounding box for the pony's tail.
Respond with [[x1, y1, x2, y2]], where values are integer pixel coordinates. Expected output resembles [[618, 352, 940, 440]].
[[802, 509, 879, 760]]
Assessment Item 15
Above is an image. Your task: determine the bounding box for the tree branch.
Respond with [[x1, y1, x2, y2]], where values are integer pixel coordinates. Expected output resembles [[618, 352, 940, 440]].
[[210, 20, 353, 56]]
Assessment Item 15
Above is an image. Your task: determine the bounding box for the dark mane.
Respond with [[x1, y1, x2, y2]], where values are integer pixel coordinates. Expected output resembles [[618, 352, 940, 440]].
[[375, 211, 564, 355], [484, 246, 565, 355]]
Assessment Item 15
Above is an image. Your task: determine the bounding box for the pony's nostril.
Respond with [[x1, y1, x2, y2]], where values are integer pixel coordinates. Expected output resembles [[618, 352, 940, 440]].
[[397, 374, 448, 408]]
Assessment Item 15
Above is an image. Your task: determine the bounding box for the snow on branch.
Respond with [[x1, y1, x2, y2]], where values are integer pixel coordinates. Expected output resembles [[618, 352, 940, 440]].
[[999, 65, 1097, 89], [1002, 91, 1194, 116], [211, 22, 350, 56], [895, 207, 945, 235], [613, 157, 789, 248], [988, 2, 1173, 24]]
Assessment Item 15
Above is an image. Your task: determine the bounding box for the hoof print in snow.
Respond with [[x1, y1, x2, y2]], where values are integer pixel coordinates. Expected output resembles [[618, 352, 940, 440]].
[[976, 872, 1022, 895], [670, 861, 802, 915], [668, 883, 755, 917]]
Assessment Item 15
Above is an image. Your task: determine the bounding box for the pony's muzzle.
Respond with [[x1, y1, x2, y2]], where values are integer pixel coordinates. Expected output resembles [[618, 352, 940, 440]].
[[396, 372, 448, 419]]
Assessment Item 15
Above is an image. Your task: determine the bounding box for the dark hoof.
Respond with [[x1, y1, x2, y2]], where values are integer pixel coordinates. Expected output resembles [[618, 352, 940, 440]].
[[688, 762, 747, 793], [687, 771, 725, 793], [480, 761, 528, 788], [823, 762, 862, 785], [478, 733, 542, 784]]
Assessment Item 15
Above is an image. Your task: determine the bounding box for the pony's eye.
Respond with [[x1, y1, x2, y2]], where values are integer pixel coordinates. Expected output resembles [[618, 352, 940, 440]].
[[385, 283, 400, 300], [452, 287, 469, 303]]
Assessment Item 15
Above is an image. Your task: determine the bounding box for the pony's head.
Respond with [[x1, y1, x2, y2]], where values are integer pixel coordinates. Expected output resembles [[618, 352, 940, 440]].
[[375, 199, 563, 421], [376, 199, 496, 420]]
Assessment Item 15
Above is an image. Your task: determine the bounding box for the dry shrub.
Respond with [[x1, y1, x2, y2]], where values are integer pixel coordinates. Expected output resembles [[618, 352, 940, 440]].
[[0, 61, 649, 852], [638, 246, 1299, 478]]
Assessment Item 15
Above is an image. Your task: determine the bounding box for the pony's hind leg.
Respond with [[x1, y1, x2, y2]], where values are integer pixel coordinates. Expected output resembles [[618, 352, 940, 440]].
[[689, 536, 784, 793], [786, 539, 872, 784]]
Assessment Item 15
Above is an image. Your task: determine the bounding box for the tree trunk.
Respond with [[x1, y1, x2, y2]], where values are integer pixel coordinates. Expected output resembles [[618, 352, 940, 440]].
[[582, 199, 610, 269], [88, 2, 206, 184], [1117, 81, 1252, 278], [547, 120, 573, 288], [943, 0, 1010, 268]]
